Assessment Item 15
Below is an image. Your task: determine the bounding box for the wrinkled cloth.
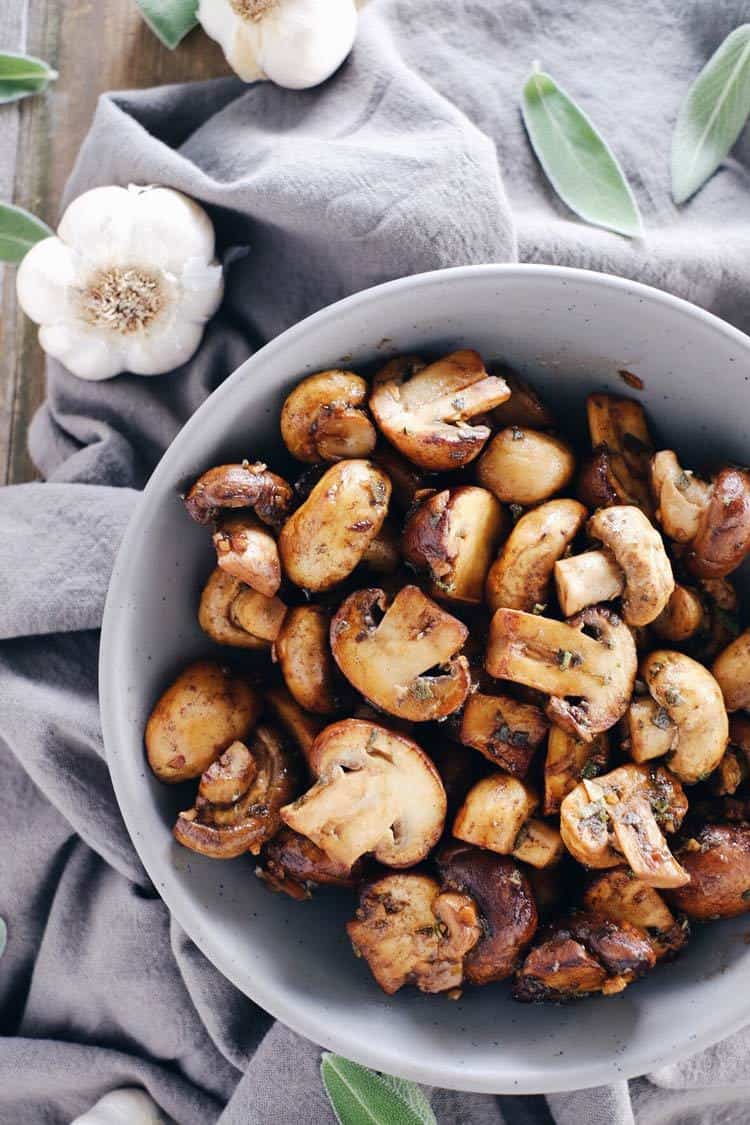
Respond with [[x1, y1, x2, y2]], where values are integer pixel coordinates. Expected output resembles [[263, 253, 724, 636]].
[[2, 1, 750, 1122]]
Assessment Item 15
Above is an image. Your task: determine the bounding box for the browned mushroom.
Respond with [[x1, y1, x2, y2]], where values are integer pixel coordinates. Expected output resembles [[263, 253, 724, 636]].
[[459, 691, 548, 778], [651, 584, 706, 643], [280, 370, 377, 463], [453, 773, 564, 869], [583, 869, 689, 961], [184, 462, 294, 530], [369, 350, 510, 471], [369, 444, 427, 511], [667, 824, 750, 920], [490, 369, 555, 431], [437, 842, 538, 985], [713, 627, 750, 712], [257, 827, 363, 900], [347, 873, 482, 995], [543, 727, 610, 816], [274, 605, 346, 715], [211, 513, 282, 597], [477, 427, 576, 506], [199, 568, 287, 648], [486, 499, 587, 614], [578, 394, 654, 515], [264, 686, 325, 765]]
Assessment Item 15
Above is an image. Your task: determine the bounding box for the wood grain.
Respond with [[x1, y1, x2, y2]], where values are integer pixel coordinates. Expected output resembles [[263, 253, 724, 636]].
[[0, 0, 230, 485]]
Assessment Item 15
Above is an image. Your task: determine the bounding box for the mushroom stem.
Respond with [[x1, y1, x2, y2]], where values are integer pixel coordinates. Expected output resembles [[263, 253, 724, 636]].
[[555, 550, 624, 617]]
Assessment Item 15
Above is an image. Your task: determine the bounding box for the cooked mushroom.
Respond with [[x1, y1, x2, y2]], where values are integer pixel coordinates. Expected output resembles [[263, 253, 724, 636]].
[[667, 824, 750, 920], [486, 499, 587, 614], [624, 697, 679, 765], [560, 763, 689, 887], [347, 873, 482, 995], [578, 393, 654, 515], [453, 773, 563, 869], [280, 370, 377, 463], [554, 550, 624, 618], [554, 506, 674, 627], [437, 842, 538, 985], [258, 827, 363, 900], [212, 513, 281, 597], [638, 650, 728, 783], [369, 444, 426, 511], [583, 869, 689, 961], [402, 486, 506, 605], [713, 627, 750, 712], [198, 740, 257, 805], [652, 584, 705, 643], [490, 369, 555, 431], [199, 568, 287, 648], [693, 576, 741, 663], [369, 350, 510, 471], [174, 725, 300, 858], [281, 720, 447, 868], [360, 521, 401, 574], [486, 606, 637, 741], [146, 661, 261, 783], [459, 691, 548, 778], [710, 715, 750, 796], [184, 462, 294, 530], [650, 451, 712, 542], [543, 727, 610, 815], [331, 586, 470, 721], [512, 912, 656, 1002], [279, 460, 391, 592], [477, 427, 576, 506], [264, 685, 324, 764], [274, 605, 345, 715]]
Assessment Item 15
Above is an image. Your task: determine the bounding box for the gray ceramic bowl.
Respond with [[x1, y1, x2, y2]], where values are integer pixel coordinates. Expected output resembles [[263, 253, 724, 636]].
[[101, 264, 750, 1094]]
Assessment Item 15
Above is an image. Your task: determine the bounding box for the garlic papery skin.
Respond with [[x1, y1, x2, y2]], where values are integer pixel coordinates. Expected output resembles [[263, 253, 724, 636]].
[[197, 0, 358, 89], [16, 185, 224, 382], [71, 1088, 166, 1125]]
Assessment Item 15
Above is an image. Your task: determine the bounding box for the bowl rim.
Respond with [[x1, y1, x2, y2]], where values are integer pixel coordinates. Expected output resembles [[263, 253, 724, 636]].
[[100, 263, 750, 1094]]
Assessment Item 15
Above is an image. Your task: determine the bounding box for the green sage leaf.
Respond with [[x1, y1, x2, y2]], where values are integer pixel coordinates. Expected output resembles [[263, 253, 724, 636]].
[[0, 203, 53, 263], [671, 25, 750, 204], [0, 52, 58, 104], [0, 918, 6, 960], [521, 65, 643, 239], [135, 0, 199, 50], [321, 1054, 436, 1125]]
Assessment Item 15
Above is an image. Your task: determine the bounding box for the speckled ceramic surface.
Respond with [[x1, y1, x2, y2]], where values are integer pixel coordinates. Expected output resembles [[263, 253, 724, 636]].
[[100, 265, 750, 1094]]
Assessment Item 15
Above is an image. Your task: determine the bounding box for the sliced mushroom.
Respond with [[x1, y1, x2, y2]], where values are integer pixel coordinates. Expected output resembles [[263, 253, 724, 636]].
[[486, 499, 587, 614], [198, 740, 257, 805], [713, 627, 750, 712], [583, 869, 689, 961], [281, 720, 447, 868], [477, 427, 576, 506], [513, 912, 656, 1002], [184, 462, 294, 530], [640, 650, 728, 783], [578, 393, 654, 515], [437, 842, 538, 985], [624, 697, 678, 764], [667, 824, 750, 920], [278, 460, 391, 592], [710, 717, 750, 796], [543, 727, 610, 815], [212, 513, 281, 597], [347, 873, 482, 995], [264, 685, 325, 764], [486, 606, 637, 741], [174, 725, 300, 858], [257, 827, 363, 900], [199, 568, 286, 648], [280, 370, 376, 463], [331, 586, 470, 721], [650, 451, 712, 542], [560, 763, 689, 887], [402, 486, 506, 605], [459, 691, 548, 778], [369, 350, 510, 471], [652, 584, 705, 643], [453, 773, 562, 869], [274, 605, 345, 715], [490, 369, 555, 431], [145, 661, 261, 783]]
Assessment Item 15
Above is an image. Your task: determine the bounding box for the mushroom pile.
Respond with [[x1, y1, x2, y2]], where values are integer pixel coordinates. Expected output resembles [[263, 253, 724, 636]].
[[145, 351, 750, 1004]]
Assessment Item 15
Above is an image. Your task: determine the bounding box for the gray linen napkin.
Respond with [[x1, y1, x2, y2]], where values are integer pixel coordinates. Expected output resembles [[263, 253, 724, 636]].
[[2, 2, 750, 1122]]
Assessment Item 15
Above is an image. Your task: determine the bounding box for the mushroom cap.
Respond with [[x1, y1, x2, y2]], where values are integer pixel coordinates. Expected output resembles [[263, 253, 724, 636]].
[[667, 824, 750, 920], [369, 350, 510, 471], [198, 567, 285, 648], [145, 661, 261, 783], [280, 370, 377, 463], [437, 842, 538, 985], [347, 873, 482, 995], [652, 583, 705, 643], [259, 827, 363, 899], [184, 462, 294, 529], [587, 505, 674, 627], [212, 513, 281, 598], [198, 740, 257, 805], [713, 627, 750, 712], [583, 869, 689, 961], [274, 605, 345, 715], [650, 450, 712, 543], [278, 459, 391, 592], [280, 719, 447, 869], [477, 427, 576, 506], [486, 605, 637, 741], [331, 586, 470, 721], [584, 393, 654, 515], [642, 650, 729, 783], [687, 466, 750, 578], [486, 498, 587, 613]]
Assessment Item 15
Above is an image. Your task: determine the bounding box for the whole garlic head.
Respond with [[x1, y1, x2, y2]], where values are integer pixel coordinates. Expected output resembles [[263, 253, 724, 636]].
[[71, 1088, 166, 1125], [198, 0, 358, 89], [16, 185, 224, 381]]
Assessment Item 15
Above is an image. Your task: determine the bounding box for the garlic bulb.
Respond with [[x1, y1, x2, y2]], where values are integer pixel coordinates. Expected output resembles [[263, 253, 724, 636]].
[[16, 185, 224, 381], [197, 0, 358, 89], [71, 1088, 166, 1125]]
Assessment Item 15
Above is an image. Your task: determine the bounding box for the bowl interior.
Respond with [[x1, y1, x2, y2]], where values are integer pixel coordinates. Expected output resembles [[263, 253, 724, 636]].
[[101, 265, 750, 1094]]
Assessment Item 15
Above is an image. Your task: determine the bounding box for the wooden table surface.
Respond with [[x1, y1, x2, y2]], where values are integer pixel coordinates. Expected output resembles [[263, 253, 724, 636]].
[[0, 0, 230, 485]]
